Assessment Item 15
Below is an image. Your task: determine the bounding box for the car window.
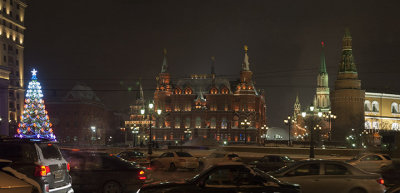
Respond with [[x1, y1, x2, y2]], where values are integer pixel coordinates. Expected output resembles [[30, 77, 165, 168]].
[[382, 155, 391, 160], [261, 156, 269, 162], [281, 156, 293, 162], [167, 153, 174, 157], [361, 155, 382, 161], [205, 168, 241, 186], [325, 164, 350, 175], [160, 153, 168, 158], [270, 156, 280, 162], [228, 154, 239, 159], [287, 163, 320, 176], [215, 153, 225, 158], [176, 152, 192, 157], [38, 144, 62, 160], [0, 144, 37, 163]]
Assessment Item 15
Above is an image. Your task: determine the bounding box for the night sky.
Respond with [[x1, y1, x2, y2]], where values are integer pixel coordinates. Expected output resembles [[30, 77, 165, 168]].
[[24, 0, 400, 127]]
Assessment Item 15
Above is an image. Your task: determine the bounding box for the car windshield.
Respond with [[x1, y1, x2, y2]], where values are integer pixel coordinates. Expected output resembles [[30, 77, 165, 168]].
[[38, 144, 62, 160], [383, 155, 391, 160], [268, 162, 301, 175], [176, 152, 192, 157]]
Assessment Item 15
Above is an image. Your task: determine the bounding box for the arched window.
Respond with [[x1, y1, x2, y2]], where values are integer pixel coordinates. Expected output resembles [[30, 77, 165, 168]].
[[195, 117, 202, 128], [184, 87, 193, 95], [175, 117, 180, 129], [210, 117, 216, 129], [372, 121, 379, 129], [372, 101, 379, 112], [365, 121, 371, 129], [185, 117, 191, 128], [221, 87, 229, 94], [392, 102, 399, 113], [221, 117, 227, 129], [174, 88, 182, 95], [392, 123, 399, 130], [364, 100, 371, 112], [210, 88, 218, 94], [233, 116, 239, 128]]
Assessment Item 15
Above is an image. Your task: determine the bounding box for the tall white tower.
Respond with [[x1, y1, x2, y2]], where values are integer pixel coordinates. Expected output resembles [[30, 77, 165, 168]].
[[314, 41, 330, 112]]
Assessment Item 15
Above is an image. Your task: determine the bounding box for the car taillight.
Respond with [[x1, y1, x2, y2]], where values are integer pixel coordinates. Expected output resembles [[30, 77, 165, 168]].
[[138, 170, 146, 180], [377, 178, 384, 185], [44, 184, 49, 193], [67, 163, 70, 172], [35, 165, 50, 177]]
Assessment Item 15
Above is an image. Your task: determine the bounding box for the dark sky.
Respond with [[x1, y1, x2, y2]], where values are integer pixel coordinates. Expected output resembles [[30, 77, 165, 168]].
[[24, 0, 400, 127]]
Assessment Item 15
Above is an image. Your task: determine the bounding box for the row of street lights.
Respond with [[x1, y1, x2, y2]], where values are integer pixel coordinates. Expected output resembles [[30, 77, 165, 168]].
[[300, 105, 336, 158]]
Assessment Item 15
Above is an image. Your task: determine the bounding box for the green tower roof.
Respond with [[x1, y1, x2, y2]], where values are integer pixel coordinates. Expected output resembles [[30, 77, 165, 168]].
[[320, 41, 327, 74], [339, 28, 357, 73]]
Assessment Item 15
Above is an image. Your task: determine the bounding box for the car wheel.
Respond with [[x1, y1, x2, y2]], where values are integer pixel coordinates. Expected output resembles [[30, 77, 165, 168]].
[[103, 181, 121, 193], [349, 188, 367, 193], [169, 163, 176, 171]]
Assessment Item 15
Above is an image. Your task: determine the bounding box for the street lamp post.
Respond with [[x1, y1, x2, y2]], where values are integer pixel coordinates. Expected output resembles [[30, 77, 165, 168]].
[[240, 119, 251, 144], [90, 126, 96, 144], [132, 125, 139, 147], [182, 129, 191, 151], [141, 103, 162, 159], [301, 105, 322, 158], [284, 116, 294, 146], [322, 111, 337, 141], [261, 125, 268, 146]]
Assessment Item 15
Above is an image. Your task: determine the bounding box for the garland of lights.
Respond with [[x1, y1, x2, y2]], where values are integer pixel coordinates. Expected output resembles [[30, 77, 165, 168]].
[[16, 69, 56, 140]]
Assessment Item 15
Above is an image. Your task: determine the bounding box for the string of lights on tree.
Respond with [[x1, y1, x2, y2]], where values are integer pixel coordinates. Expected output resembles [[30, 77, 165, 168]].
[[16, 69, 56, 140]]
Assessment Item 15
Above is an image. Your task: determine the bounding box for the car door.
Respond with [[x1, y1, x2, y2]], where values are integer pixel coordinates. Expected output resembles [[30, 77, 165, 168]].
[[359, 155, 383, 172], [278, 163, 321, 193], [316, 163, 352, 193], [198, 166, 241, 193], [235, 167, 283, 193]]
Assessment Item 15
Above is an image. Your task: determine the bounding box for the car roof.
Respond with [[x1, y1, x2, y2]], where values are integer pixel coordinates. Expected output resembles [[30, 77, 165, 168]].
[[0, 137, 57, 144], [213, 161, 245, 166], [295, 159, 347, 164]]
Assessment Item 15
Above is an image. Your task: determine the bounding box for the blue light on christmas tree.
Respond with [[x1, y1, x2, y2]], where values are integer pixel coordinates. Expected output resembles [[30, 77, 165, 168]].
[[16, 69, 56, 140]]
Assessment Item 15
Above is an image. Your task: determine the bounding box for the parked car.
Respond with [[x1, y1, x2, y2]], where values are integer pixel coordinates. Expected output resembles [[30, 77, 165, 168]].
[[0, 159, 35, 193], [0, 138, 73, 193], [249, 155, 295, 172], [347, 153, 392, 173], [198, 152, 241, 170], [269, 159, 386, 193], [116, 151, 148, 166], [138, 162, 300, 193], [62, 150, 150, 193], [151, 151, 199, 171], [381, 161, 400, 187]]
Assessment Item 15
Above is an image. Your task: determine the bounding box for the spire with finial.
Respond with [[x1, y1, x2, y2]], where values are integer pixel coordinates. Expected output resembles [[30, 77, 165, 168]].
[[161, 48, 168, 73], [242, 45, 250, 71], [136, 78, 144, 101], [210, 56, 215, 75], [293, 93, 301, 120], [339, 28, 357, 73], [320, 41, 327, 74]]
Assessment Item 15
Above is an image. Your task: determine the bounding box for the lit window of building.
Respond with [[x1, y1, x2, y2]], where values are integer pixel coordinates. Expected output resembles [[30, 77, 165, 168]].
[[372, 101, 379, 112], [392, 123, 399, 130]]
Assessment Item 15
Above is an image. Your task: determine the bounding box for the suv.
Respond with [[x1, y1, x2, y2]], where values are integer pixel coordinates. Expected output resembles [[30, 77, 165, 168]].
[[0, 138, 74, 193]]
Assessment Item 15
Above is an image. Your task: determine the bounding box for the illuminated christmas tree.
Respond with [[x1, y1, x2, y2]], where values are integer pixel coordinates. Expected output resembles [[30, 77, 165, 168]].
[[16, 69, 55, 140]]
